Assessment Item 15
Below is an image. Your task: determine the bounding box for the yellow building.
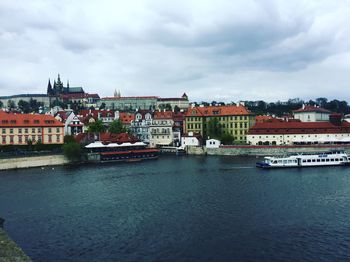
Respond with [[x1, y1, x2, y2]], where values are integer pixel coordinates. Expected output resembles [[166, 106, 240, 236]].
[[0, 111, 64, 145], [184, 105, 255, 143]]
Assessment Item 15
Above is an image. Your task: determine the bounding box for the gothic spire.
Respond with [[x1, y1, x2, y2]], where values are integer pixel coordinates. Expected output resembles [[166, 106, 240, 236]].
[[47, 78, 53, 95]]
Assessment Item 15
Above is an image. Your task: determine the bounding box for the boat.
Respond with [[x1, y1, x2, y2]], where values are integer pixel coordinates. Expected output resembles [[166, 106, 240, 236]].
[[85, 133, 160, 163], [256, 150, 349, 168]]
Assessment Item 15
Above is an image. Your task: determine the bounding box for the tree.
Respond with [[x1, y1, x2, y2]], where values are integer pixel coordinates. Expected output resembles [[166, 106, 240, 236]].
[[220, 133, 234, 145], [108, 119, 126, 134], [7, 100, 15, 110], [206, 117, 221, 139], [18, 100, 30, 113], [64, 135, 76, 144], [29, 98, 43, 112], [88, 120, 106, 133], [0, 100, 3, 108], [99, 102, 106, 110], [63, 142, 82, 162]]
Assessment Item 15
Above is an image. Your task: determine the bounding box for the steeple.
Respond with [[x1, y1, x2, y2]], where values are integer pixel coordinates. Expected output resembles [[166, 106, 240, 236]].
[[47, 79, 53, 95], [114, 89, 118, 97], [67, 80, 70, 94]]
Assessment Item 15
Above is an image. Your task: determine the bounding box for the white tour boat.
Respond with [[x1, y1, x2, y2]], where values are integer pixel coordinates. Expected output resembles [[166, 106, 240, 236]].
[[256, 150, 350, 168]]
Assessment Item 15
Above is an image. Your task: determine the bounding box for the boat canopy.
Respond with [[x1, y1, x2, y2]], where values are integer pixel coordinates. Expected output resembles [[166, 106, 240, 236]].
[[85, 141, 147, 148]]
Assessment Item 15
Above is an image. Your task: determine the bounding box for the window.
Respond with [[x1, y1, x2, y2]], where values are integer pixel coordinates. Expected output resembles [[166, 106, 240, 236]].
[[56, 128, 60, 133], [56, 135, 60, 142], [32, 128, 35, 133], [38, 128, 41, 133], [48, 135, 52, 143], [10, 129, 13, 134], [2, 129, 5, 134], [25, 128, 28, 134], [18, 136, 22, 143], [9, 136, 13, 144], [18, 128, 22, 134], [2, 136, 6, 144], [48, 128, 52, 133]]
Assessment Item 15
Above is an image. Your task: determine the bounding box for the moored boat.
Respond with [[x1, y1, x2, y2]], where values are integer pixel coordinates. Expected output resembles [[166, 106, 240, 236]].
[[85, 133, 159, 163], [256, 150, 349, 168]]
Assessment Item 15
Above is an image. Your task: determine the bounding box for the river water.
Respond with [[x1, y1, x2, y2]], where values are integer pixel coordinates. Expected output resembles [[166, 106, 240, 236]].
[[1, 155, 350, 261]]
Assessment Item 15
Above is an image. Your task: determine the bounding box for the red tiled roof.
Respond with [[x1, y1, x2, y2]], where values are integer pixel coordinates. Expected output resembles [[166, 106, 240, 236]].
[[60, 93, 100, 99], [158, 98, 187, 101], [293, 105, 331, 113], [184, 105, 253, 117], [79, 109, 115, 118], [154, 111, 174, 119], [0, 111, 64, 127], [100, 132, 139, 143], [102, 96, 159, 100], [248, 121, 350, 135], [256, 115, 274, 122], [119, 113, 135, 124]]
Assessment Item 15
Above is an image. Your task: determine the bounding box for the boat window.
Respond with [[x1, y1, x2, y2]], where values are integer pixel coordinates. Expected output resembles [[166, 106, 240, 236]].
[[321, 159, 325, 162], [317, 159, 320, 162], [307, 159, 311, 162], [278, 160, 282, 164], [283, 160, 287, 164], [302, 160, 306, 163], [335, 158, 339, 161], [312, 159, 316, 162], [326, 159, 329, 162]]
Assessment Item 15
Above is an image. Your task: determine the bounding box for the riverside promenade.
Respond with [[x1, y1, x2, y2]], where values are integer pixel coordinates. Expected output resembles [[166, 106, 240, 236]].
[[0, 219, 32, 262]]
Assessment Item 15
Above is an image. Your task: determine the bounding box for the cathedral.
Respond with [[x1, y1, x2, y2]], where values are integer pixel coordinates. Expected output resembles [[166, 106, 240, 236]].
[[47, 74, 85, 96]]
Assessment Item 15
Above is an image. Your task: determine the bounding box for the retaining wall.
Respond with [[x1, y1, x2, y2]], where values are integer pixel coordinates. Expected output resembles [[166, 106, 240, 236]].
[[0, 228, 32, 261], [206, 145, 350, 156], [0, 154, 69, 171]]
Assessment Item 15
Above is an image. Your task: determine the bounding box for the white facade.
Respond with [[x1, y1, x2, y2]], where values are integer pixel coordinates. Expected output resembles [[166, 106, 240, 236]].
[[294, 110, 330, 122], [130, 112, 153, 143], [149, 119, 174, 148], [181, 136, 201, 148], [206, 139, 221, 148], [247, 133, 350, 146]]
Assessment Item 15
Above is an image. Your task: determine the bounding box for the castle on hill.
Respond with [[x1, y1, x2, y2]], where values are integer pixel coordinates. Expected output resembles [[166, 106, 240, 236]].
[[47, 74, 85, 96]]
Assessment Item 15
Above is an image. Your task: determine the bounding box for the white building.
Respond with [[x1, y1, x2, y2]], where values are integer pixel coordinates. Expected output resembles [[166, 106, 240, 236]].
[[293, 105, 331, 122], [129, 110, 153, 143], [206, 139, 221, 148], [247, 115, 350, 145], [180, 132, 202, 148]]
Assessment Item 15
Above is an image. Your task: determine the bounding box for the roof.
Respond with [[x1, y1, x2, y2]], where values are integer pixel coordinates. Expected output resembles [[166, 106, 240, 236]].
[[293, 105, 331, 114], [0, 111, 64, 127], [256, 115, 274, 123], [101, 96, 159, 100], [60, 93, 100, 99], [157, 98, 188, 102], [248, 121, 350, 135], [78, 109, 115, 119], [99, 132, 140, 144], [119, 112, 135, 124], [154, 111, 174, 119], [184, 105, 253, 117]]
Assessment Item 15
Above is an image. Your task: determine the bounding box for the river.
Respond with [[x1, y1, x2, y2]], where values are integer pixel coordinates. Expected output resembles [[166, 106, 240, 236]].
[[1, 155, 350, 261]]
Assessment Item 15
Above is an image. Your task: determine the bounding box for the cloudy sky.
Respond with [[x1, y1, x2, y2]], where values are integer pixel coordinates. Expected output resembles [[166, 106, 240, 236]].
[[1, 0, 350, 102]]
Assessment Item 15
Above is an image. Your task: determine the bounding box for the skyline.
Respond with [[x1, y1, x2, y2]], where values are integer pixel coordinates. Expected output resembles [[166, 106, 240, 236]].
[[1, 0, 350, 102]]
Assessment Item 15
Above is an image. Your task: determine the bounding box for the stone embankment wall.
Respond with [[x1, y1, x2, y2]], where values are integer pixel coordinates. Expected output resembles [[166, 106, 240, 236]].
[[187, 145, 350, 156], [0, 228, 32, 261], [0, 155, 69, 171]]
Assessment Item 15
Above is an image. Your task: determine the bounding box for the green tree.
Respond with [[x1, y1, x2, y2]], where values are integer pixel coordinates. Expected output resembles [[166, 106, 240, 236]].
[[88, 120, 106, 133], [99, 102, 106, 110], [63, 142, 82, 162], [206, 117, 221, 139], [108, 119, 126, 134], [18, 100, 30, 113], [220, 133, 234, 145], [7, 100, 15, 110], [64, 135, 76, 144]]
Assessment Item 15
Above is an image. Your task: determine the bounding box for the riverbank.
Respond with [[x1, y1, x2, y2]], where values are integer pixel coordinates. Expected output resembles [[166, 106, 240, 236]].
[[0, 226, 32, 261], [0, 154, 69, 171], [187, 144, 350, 156]]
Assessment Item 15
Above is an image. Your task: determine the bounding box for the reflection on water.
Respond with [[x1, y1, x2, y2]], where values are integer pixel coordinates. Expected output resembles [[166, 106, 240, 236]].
[[1, 155, 350, 261]]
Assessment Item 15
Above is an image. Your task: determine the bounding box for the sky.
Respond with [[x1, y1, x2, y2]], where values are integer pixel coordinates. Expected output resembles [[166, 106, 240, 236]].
[[1, 0, 350, 102]]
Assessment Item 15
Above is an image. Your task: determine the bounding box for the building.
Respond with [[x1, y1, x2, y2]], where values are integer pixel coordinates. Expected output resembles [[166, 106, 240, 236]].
[[98, 96, 158, 111], [293, 105, 331, 122], [206, 139, 221, 148], [129, 110, 153, 143], [0, 111, 64, 145], [247, 114, 350, 145], [55, 111, 84, 136], [156, 93, 189, 110], [180, 132, 202, 148], [47, 74, 85, 96], [149, 111, 174, 148], [184, 105, 255, 143]]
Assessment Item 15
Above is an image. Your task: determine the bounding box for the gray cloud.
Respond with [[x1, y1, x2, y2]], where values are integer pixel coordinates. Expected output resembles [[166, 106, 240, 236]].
[[0, 0, 350, 102]]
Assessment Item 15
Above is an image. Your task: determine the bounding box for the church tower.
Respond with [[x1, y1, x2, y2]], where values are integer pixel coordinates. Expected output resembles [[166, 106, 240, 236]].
[[47, 79, 53, 95]]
